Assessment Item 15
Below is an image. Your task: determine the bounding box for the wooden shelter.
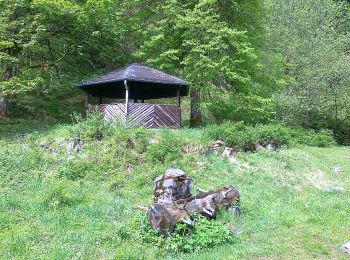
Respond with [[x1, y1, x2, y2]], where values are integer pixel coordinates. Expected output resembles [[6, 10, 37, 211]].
[[75, 64, 189, 128]]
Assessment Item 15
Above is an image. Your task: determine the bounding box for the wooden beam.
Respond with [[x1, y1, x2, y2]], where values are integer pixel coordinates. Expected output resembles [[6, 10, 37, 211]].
[[177, 87, 182, 127], [84, 94, 89, 108], [124, 80, 129, 126]]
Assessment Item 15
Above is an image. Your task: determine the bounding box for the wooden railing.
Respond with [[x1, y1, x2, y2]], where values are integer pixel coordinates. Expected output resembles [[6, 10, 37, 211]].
[[97, 103, 181, 128]]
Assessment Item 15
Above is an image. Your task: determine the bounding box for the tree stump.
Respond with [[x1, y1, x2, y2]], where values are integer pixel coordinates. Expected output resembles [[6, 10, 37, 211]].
[[148, 168, 240, 236]]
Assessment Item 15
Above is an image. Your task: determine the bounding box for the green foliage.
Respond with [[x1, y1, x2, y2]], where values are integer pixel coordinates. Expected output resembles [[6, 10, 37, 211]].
[[204, 93, 276, 124], [265, 0, 350, 142], [58, 159, 88, 180], [0, 0, 132, 114], [136, 0, 259, 94], [0, 121, 349, 258], [145, 130, 183, 164], [0, 77, 43, 96], [70, 111, 111, 141], [203, 122, 336, 151], [1, 0, 350, 143], [142, 215, 235, 254], [41, 179, 88, 208], [256, 124, 336, 147], [123, 127, 152, 154], [1, 0, 350, 257]]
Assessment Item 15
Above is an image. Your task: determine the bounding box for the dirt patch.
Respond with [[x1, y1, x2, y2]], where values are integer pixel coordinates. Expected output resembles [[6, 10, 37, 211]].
[[306, 170, 345, 192], [306, 170, 332, 189]]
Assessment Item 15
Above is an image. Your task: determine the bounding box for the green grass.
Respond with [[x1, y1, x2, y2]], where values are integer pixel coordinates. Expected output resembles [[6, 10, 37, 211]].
[[0, 120, 349, 259]]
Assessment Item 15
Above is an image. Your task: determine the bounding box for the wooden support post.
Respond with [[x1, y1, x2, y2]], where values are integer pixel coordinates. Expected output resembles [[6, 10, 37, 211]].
[[190, 89, 202, 127], [84, 94, 89, 108], [134, 99, 138, 103], [177, 87, 182, 127], [99, 96, 102, 105], [176, 88, 181, 107], [141, 99, 144, 103], [124, 80, 129, 126]]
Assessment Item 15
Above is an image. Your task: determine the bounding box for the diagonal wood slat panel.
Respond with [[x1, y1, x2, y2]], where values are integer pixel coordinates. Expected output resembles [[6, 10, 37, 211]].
[[127, 103, 154, 128], [153, 105, 180, 128], [99, 104, 126, 124], [96, 103, 181, 128]]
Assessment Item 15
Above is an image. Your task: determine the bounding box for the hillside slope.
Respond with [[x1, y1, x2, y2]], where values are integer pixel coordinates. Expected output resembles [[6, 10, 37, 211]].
[[0, 123, 349, 259]]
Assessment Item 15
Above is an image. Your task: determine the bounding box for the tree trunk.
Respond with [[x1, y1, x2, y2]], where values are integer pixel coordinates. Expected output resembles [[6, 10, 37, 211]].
[[0, 97, 8, 119], [190, 88, 202, 127], [1, 61, 14, 119]]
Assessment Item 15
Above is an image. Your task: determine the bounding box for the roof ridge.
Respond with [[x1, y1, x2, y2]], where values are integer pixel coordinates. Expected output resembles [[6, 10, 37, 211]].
[[75, 63, 188, 88], [130, 63, 146, 66]]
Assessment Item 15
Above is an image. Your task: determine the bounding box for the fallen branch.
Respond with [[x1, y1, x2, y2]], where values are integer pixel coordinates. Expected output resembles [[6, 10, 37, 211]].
[[133, 205, 148, 211]]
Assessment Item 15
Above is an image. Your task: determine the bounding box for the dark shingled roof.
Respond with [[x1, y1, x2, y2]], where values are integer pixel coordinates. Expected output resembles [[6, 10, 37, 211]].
[[75, 64, 189, 100], [76, 63, 188, 87]]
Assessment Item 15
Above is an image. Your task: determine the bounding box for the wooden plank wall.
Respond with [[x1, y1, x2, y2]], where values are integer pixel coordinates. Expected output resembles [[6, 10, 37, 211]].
[[98, 103, 181, 128], [127, 104, 155, 128], [153, 104, 181, 128], [99, 104, 126, 125]]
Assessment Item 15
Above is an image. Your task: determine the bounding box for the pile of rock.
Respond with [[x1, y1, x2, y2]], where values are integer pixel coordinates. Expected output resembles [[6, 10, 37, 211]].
[[207, 140, 225, 154], [208, 140, 238, 164]]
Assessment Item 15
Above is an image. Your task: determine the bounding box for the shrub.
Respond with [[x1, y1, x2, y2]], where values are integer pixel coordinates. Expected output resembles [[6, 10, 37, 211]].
[[142, 215, 235, 253], [203, 93, 276, 124], [290, 128, 336, 147], [58, 160, 88, 180], [41, 179, 88, 208], [70, 110, 112, 141], [125, 127, 152, 154], [203, 122, 336, 151], [255, 123, 294, 147], [145, 131, 183, 164], [202, 122, 255, 151]]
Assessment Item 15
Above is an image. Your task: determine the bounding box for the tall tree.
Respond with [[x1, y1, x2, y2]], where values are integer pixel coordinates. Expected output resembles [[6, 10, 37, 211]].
[[0, 0, 32, 117], [0, 0, 82, 117], [135, 0, 259, 126], [0, 0, 132, 117]]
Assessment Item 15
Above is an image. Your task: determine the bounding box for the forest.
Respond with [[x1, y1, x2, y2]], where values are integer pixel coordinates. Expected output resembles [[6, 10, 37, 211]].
[[1, 0, 350, 259], [1, 0, 350, 142]]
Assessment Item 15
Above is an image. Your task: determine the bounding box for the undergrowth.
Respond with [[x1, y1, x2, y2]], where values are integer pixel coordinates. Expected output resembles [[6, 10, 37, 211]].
[[142, 215, 236, 254], [203, 121, 336, 151]]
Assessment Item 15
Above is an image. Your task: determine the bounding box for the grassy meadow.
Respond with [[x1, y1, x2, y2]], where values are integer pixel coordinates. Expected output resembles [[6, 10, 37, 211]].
[[0, 118, 349, 259]]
